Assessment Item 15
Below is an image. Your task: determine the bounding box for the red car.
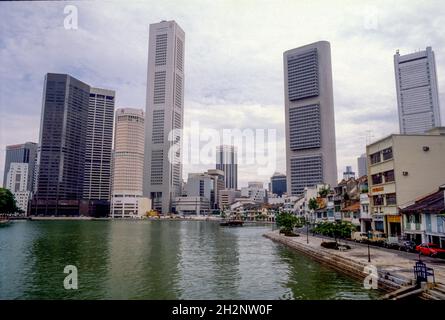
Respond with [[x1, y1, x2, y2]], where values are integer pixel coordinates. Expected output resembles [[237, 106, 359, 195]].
[[416, 243, 445, 257]]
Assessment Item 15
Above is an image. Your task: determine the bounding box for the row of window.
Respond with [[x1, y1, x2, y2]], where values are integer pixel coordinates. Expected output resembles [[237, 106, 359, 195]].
[[369, 147, 393, 165]]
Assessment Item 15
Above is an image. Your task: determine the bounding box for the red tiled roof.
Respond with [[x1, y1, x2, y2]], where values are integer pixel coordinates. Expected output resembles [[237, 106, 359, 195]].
[[341, 202, 360, 212]]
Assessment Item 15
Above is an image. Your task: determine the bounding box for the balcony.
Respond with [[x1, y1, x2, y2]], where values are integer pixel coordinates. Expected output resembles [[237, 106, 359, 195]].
[[404, 223, 422, 231]]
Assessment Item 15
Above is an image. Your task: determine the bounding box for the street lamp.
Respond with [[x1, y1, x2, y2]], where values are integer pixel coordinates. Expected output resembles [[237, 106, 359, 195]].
[[307, 220, 309, 244]]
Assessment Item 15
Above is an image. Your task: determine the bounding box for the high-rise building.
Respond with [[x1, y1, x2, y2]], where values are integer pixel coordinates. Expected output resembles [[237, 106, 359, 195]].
[[2, 142, 37, 191], [206, 169, 225, 210], [357, 153, 368, 178], [394, 47, 442, 134], [284, 41, 338, 196], [216, 145, 238, 189], [111, 108, 147, 218], [5, 163, 31, 214], [83, 87, 115, 201], [270, 172, 287, 197], [143, 20, 185, 214], [32, 73, 114, 216], [343, 166, 355, 180]]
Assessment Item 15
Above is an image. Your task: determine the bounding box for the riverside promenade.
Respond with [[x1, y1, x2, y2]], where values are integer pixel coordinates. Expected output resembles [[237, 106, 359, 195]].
[[264, 230, 445, 293]]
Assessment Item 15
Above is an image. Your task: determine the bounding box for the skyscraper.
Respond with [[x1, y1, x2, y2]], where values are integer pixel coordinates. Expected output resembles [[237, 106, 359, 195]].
[[143, 20, 185, 214], [357, 153, 368, 178], [284, 41, 338, 196], [394, 47, 442, 134], [216, 145, 237, 189], [270, 172, 287, 197], [83, 87, 115, 201], [343, 166, 355, 180], [111, 108, 146, 218], [5, 163, 31, 214], [32, 73, 114, 216], [2, 142, 37, 191]]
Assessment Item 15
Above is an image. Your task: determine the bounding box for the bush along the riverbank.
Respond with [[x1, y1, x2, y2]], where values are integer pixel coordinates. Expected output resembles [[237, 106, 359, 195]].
[[275, 212, 305, 237]]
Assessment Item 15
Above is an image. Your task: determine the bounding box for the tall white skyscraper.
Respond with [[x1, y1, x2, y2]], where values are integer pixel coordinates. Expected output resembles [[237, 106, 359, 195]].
[[216, 145, 238, 189], [143, 20, 185, 214], [6, 163, 31, 214], [394, 47, 442, 134], [284, 41, 338, 195]]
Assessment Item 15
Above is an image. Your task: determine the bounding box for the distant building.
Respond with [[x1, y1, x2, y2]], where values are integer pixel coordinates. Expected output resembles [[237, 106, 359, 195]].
[[343, 166, 355, 180], [5, 163, 31, 214], [367, 127, 445, 237], [219, 189, 241, 210], [394, 47, 442, 134], [175, 196, 210, 215], [248, 181, 264, 189], [357, 153, 368, 178], [206, 169, 225, 210], [284, 41, 338, 196], [270, 172, 287, 197], [111, 108, 148, 218], [240, 186, 268, 203], [143, 20, 185, 214], [216, 145, 238, 189], [2, 142, 37, 191]]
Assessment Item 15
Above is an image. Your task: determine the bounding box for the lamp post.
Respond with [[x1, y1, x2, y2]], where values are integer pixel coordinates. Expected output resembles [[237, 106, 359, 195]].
[[307, 220, 309, 244]]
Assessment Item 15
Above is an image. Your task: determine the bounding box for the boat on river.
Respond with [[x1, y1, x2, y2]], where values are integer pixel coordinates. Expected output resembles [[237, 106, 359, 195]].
[[0, 215, 11, 226], [219, 219, 244, 227]]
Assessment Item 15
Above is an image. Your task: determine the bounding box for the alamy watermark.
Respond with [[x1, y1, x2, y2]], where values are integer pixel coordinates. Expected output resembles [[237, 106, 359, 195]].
[[63, 265, 78, 290]]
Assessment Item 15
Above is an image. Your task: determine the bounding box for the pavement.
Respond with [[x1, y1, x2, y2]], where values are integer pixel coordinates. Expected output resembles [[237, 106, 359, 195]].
[[274, 230, 445, 286]]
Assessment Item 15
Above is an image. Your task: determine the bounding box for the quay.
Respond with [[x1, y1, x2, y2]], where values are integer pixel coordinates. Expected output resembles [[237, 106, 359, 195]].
[[264, 230, 445, 299]]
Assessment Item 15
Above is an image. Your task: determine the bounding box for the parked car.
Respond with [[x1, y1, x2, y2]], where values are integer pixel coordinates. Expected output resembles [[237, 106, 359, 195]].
[[351, 232, 368, 242], [398, 239, 417, 253], [416, 243, 445, 257], [383, 236, 400, 249]]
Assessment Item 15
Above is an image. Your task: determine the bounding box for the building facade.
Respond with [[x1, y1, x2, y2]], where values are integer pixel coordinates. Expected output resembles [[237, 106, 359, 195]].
[[343, 166, 355, 180], [32, 73, 114, 216], [111, 108, 147, 218], [367, 128, 445, 237], [83, 87, 115, 201], [394, 47, 442, 134], [284, 41, 338, 196], [143, 20, 185, 214], [2, 142, 37, 191], [216, 145, 238, 189], [357, 153, 368, 178], [5, 163, 31, 214]]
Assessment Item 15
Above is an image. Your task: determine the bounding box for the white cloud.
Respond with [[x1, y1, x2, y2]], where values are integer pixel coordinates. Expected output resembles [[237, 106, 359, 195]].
[[0, 0, 444, 187]]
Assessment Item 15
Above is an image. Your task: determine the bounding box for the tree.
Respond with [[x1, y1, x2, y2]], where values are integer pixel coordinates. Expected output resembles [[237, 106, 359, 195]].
[[276, 212, 298, 233], [313, 221, 355, 244], [0, 188, 20, 214], [318, 186, 330, 198], [308, 198, 319, 211]]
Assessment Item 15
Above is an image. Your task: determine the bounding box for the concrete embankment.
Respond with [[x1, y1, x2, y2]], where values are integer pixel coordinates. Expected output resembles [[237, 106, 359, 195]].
[[264, 231, 412, 293]]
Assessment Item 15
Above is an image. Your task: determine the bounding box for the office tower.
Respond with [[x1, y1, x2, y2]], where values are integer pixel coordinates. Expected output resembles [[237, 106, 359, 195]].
[[394, 47, 442, 134], [248, 181, 264, 189], [270, 172, 287, 197], [2, 142, 37, 190], [111, 108, 146, 218], [343, 166, 355, 180], [33, 73, 114, 216], [83, 88, 115, 201], [357, 153, 368, 178], [284, 41, 338, 195], [5, 163, 31, 214], [143, 20, 185, 214], [206, 169, 225, 210], [216, 145, 237, 189]]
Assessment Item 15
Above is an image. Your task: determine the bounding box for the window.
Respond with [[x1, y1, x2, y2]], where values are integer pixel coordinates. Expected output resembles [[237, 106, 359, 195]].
[[386, 193, 397, 205], [383, 170, 395, 183], [382, 147, 393, 161], [373, 195, 384, 206], [371, 173, 382, 185], [370, 152, 381, 164]]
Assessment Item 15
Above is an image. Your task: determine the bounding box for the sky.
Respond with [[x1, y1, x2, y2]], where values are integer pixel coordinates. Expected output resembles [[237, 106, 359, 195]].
[[0, 0, 444, 188]]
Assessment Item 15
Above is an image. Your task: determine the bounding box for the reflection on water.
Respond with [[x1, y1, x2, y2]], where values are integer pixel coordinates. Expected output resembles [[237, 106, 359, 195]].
[[0, 220, 380, 300]]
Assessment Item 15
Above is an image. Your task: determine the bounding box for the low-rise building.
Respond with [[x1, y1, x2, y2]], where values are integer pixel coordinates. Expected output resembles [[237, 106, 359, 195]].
[[400, 185, 445, 246], [219, 189, 241, 210], [5, 162, 31, 214], [111, 196, 151, 218], [175, 196, 210, 215], [367, 127, 445, 237]]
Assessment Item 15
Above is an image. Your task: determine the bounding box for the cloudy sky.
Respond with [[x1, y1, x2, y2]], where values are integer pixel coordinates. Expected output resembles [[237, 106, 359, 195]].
[[0, 0, 444, 188]]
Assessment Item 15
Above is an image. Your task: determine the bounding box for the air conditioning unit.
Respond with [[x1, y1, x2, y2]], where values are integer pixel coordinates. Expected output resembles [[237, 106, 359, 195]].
[[402, 171, 408, 176], [423, 146, 430, 152]]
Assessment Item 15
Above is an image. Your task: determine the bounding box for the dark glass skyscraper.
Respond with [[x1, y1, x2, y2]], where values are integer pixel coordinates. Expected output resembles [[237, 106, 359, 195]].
[[32, 73, 114, 216], [216, 145, 237, 189], [270, 172, 287, 197]]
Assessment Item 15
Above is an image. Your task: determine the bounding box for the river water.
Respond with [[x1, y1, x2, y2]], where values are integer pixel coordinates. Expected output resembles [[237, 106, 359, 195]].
[[0, 220, 380, 299]]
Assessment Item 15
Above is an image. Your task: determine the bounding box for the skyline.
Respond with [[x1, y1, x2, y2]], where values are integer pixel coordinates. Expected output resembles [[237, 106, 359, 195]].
[[1, 1, 445, 188]]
